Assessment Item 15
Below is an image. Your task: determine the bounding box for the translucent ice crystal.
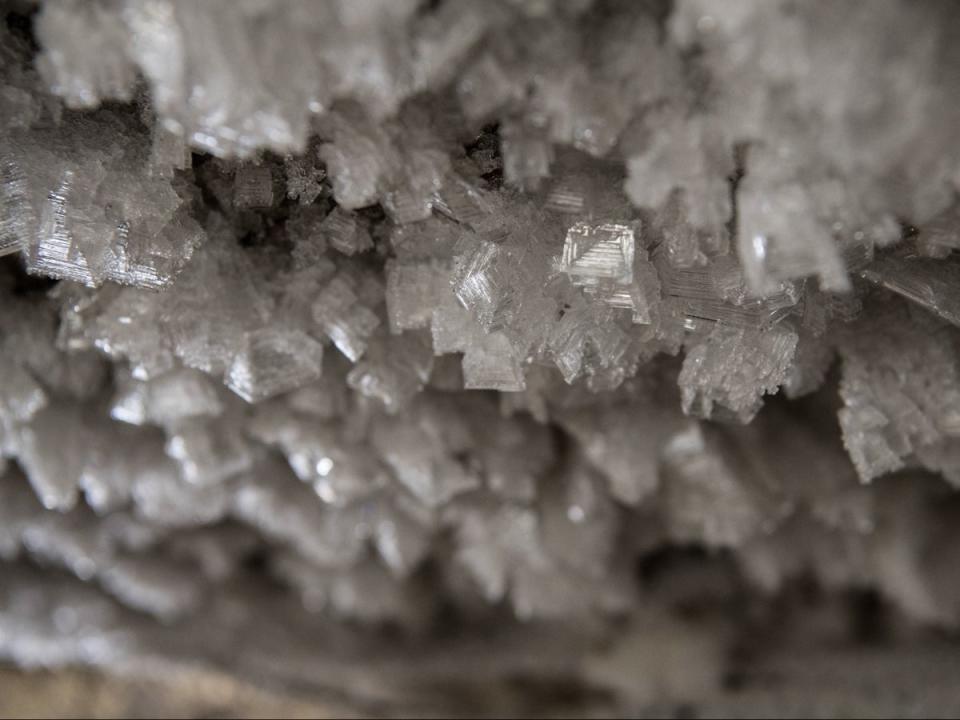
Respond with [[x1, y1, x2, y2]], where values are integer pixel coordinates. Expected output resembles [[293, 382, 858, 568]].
[[165, 417, 253, 486], [78, 427, 151, 514], [225, 328, 324, 403], [312, 273, 381, 362], [559, 222, 634, 303], [462, 331, 526, 392], [453, 239, 522, 332], [559, 399, 685, 505], [319, 207, 373, 257], [14, 403, 90, 511], [861, 254, 960, 329], [917, 201, 960, 258], [680, 324, 798, 423], [837, 301, 960, 483], [248, 404, 387, 507], [373, 410, 479, 507], [347, 331, 434, 413], [501, 121, 554, 191], [131, 447, 232, 527], [110, 368, 224, 427], [232, 165, 275, 210], [386, 260, 449, 334], [1, 113, 204, 290], [319, 107, 401, 211], [661, 423, 773, 548]]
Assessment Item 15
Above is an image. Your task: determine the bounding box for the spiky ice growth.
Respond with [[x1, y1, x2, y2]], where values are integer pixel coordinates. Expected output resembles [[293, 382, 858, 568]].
[[3, 0, 960, 715]]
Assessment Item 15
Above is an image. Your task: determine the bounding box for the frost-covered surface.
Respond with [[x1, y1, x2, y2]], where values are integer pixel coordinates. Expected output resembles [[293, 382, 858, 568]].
[[4, 0, 960, 715]]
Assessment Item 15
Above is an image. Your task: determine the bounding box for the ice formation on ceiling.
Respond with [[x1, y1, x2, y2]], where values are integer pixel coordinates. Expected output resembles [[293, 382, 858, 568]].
[[3, 0, 960, 713]]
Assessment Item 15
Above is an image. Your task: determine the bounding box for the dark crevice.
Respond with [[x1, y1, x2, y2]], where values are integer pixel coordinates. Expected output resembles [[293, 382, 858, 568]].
[[0, 254, 57, 296], [726, 143, 748, 244], [465, 123, 503, 189], [849, 589, 888, 645], [4, 7, 39, 53], [899, 219, 919, 244]]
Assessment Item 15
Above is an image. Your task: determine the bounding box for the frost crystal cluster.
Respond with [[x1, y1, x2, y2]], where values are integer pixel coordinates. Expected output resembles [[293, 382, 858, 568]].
[[3, 0, 960, 715]]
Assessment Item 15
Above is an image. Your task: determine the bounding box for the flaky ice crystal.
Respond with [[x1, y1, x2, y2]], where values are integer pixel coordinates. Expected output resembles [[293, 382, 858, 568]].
[[4, 0, 960, 715]]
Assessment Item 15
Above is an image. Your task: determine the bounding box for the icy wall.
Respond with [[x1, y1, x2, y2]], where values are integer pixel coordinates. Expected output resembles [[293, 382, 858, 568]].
[[3, 0, 960, 714]]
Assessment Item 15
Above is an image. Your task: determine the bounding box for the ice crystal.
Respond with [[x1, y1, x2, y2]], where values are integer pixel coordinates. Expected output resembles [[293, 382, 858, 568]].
[[4, 1, 960, 715]]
